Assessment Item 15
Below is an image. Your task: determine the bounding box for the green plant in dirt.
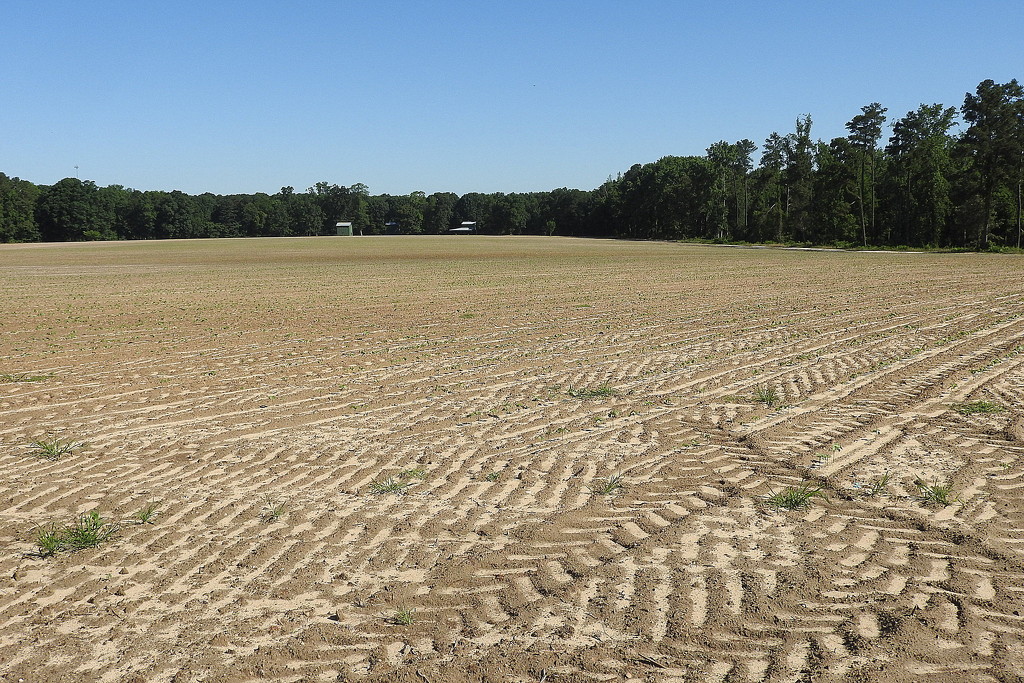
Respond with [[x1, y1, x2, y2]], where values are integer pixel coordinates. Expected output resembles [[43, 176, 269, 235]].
[[34, 524, 64, 557], [753, 384, 781, 408], [36, 510, 119, 556], [952, 400, 1004, 416], [260, 496, 287, 523], [484, 471, 501, 482], [0, 373, 53, 383], [595, 473, 625, 495], [27, 436, 85, 460], [765, 482, 826, 510], [399, 468, 427, 480], [568, 383, 619, 399], [369, 477, 411, 495], [391, 607, 415, 625], [814, 443, 842, 466], [133, 502, 160, 524], [915, 480, 958, 505], [62, 510, 117, 550], [866, 473, 891, 497]]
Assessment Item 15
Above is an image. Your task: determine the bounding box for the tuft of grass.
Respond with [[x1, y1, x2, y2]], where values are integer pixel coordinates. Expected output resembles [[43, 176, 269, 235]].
[[399, 467, 427, 480], [260, 496, 287, 523], [754, 384, 782, 408], [951, 400, 1003, 416], [568, 383, 619, 399], [391, 607, 415, 625], [866, 472, 891, 497], [62, 510, 117, 550], [595, 473, 625, 495], [369, 477, 411, 495], [34, 524, 64, 557], [0, 372, 53, 383], [765, 482, 825, 510], [915, 480, 958, 506], [133, 502, 160, 524], [27, 436, 85, 461], [36, 510, 118, 556]]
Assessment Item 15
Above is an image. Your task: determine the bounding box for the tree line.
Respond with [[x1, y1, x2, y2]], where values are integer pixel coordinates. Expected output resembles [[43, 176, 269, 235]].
[[2, 78, 1022, 249]]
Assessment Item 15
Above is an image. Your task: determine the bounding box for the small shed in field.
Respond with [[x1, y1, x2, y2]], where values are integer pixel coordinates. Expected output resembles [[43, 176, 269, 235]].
[[449, 221, 477, 234], [335, 221, 353, 236]]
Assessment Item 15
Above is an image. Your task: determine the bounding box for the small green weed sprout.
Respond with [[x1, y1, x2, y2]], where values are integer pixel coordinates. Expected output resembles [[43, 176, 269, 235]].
[[399, 468, 427, 480], [915, 480, 958, 506], [765, 483, 825, 510], [133, 502, 160, 524], [568, 384, 620, 399], [867, 473, 891, 497], [595, 473, 625, 495], [27, 436, 85, 460], [484, 471, 501, 482], [754, 384, 782, 408], [952, 400, 1003, 416], [260, 496, 287, 523], [369, 477, 411, 495], [814, 443, 842, 466], [391, 607, 415, 625]]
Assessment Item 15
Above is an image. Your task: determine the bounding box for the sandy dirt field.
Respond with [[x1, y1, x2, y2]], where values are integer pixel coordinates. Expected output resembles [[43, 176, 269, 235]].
[[1, 236, 1023, 682]]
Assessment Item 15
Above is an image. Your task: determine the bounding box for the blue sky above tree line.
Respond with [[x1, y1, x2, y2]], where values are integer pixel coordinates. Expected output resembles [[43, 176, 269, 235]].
[[2, 1, 1022, 196]]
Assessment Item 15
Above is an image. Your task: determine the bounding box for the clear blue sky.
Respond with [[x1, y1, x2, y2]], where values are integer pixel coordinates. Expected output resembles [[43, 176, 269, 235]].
[[3, 1, 1022, 196]]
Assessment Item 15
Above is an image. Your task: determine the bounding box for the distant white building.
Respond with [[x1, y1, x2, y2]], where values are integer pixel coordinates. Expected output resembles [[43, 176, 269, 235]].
[[449, 221, 477, 234]]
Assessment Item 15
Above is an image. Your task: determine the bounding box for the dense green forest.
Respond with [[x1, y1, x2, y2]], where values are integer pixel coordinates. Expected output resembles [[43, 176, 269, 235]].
[[2, 79, 1022, 249]]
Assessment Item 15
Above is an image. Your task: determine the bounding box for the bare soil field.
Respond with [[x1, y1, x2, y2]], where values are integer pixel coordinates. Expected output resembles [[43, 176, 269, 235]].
[[1, 236, 1023, 683]]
